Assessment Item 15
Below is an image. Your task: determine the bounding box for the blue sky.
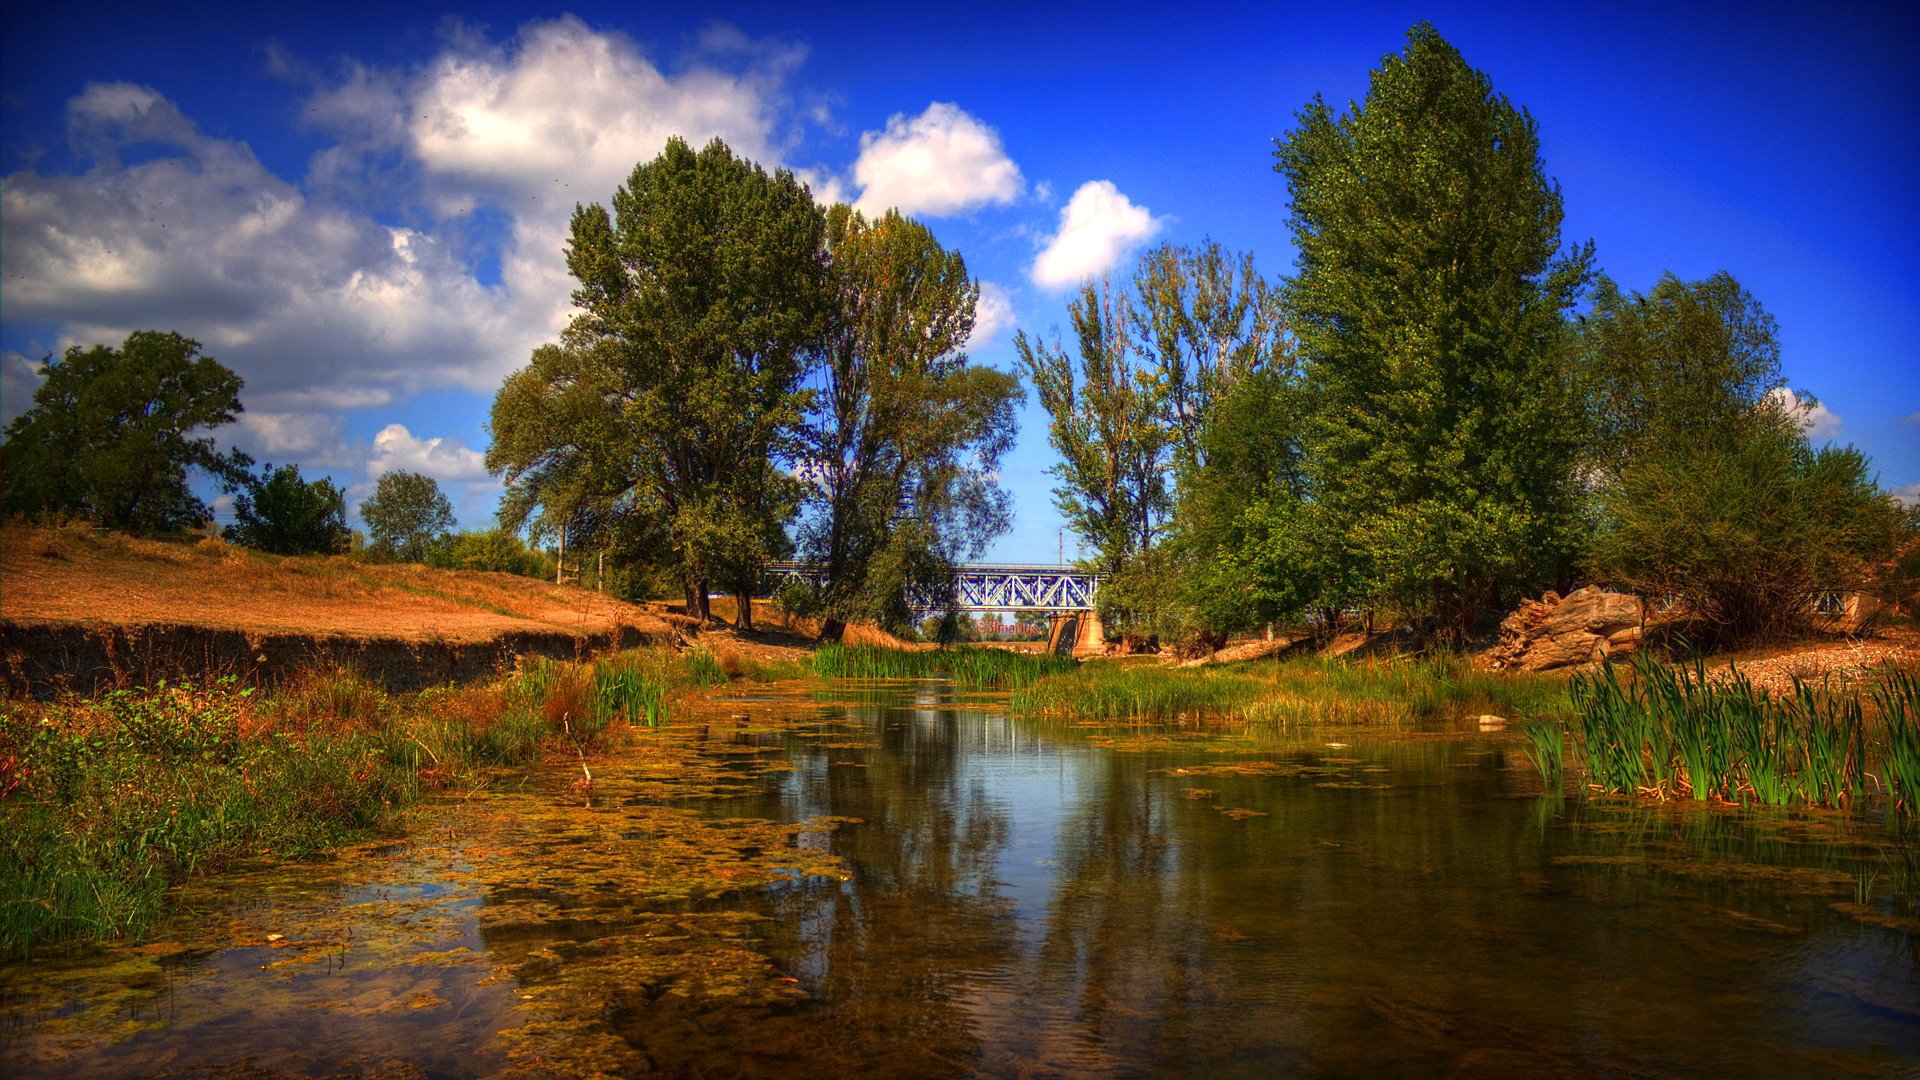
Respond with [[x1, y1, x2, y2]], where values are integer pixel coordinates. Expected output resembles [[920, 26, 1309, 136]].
[[4, 1, 1917, 562]]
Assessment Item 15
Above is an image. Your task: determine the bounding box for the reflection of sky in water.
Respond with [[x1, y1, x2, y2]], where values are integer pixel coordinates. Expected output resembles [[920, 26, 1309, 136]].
[[8, 680, 1917, 1077]]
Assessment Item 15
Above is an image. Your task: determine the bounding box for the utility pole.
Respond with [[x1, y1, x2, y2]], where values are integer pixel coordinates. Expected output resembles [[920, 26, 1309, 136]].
[[556, 526, 565, 585]]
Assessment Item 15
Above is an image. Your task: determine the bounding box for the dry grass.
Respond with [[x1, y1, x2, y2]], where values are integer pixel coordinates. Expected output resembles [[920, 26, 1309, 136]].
[[1, 524, 672, 644]]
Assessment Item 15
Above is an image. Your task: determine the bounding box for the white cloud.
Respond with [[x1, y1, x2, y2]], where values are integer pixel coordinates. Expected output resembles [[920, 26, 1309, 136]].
[[1901, 410, 1920, 427], [969, 282, 1014, 350], [232, 410, 355, 468], [1893, 481, 1920, 508], [1, 351, 45, 425], [1030, 180, 1163, 291], [1, 83, 532, 409], [1767, 387, 1843, 441], [852, 103, 1022, 218], [365, 422, 490, 483]]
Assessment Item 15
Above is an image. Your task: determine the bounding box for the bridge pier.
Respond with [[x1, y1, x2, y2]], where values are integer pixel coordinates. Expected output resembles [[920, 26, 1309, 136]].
[[1046, 609, 1106, 658]]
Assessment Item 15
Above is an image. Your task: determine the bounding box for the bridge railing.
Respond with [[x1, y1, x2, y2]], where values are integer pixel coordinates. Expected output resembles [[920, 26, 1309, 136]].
[[763, 562, 1103, 612]]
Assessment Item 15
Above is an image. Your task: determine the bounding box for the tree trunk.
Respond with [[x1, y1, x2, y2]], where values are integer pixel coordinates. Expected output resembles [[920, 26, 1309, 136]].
[[695, 580, 711, 623], [820, 618, 847, 642], [735, 574, 754, 631]]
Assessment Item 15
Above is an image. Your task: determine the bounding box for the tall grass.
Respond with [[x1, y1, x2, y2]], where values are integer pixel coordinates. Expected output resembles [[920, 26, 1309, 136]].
[[1010, 654, 1571, 726], [1568, 655, 1917, 810], [811, 644, 1075, 689], [0, 645, 739, 956]]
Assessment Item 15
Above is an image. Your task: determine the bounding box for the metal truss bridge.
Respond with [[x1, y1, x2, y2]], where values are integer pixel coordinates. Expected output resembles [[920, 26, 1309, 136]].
[[765, 563, 1102, 612]]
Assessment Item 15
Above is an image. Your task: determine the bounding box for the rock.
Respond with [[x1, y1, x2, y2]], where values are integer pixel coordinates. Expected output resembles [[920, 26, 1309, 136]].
[[1483, 586, 1645, 672]]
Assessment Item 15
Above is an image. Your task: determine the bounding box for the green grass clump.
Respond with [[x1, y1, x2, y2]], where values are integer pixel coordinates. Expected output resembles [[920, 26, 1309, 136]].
[[0, 645, 730, 956], [811, 644, 1075, 689], [1, 679, 419, 955], [1009, 654, 1571, 726], [1569, 654, 1916, 809]]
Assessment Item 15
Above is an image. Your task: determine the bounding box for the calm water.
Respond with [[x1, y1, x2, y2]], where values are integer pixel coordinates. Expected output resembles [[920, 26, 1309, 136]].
[[4, 680, 1917, 1077]]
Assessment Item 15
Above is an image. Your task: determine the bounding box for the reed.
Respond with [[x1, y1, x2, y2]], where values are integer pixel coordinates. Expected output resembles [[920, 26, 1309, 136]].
[[810, 644, 1075, 689], [1521, 721, 1566, 787], [1568, 654, 1918, 811]]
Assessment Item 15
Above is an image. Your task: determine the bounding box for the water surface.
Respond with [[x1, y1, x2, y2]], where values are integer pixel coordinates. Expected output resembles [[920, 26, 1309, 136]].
[[4, 680, 1916, 1076]]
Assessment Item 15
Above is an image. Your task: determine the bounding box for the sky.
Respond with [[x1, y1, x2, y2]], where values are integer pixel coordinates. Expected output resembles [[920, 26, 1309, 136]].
[[4, 0, 1917, 563]]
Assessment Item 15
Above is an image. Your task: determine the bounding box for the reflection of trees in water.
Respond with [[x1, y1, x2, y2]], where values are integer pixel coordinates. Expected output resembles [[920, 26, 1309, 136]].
[[751, 692, 1029, 1076]]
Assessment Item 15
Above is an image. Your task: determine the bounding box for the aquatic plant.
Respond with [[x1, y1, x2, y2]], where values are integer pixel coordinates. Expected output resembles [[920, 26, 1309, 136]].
[[1521, 721, 1566, 787], [1568, 655, 1918, 812], [811, 644, 1075, 689]]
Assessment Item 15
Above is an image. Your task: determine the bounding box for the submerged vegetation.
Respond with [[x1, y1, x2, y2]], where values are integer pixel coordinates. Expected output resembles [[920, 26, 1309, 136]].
[[1553, 656, 1920, 810], [0, 646, 786, 957]]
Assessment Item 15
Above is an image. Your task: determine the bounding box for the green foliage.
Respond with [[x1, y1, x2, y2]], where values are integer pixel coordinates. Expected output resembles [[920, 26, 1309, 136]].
[[1273, 22, 1593, 637], [0, 330, 252, 532], [490, 137, 827, 623], [810, 644, 1074, 689], [1582, 274, 1909, 642], [360, 470, 456, 563], [426, 529, 555, 579], [226, 463, 348, 555], [1010, 654, 1567, 725], [1567, 656, 1916, 809], [795, 206, 1021, 634]]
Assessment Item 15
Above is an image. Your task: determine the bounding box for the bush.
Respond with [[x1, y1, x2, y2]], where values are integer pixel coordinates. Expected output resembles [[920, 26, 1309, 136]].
[[1591, 423, 1909, 642], [426, 529, 555, 579]]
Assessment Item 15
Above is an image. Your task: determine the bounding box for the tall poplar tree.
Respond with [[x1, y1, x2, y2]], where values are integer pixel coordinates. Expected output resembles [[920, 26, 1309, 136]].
[[1273, 22, 1593, 638], [796, 206, 1021, 637], [488, 137, 828, 624]]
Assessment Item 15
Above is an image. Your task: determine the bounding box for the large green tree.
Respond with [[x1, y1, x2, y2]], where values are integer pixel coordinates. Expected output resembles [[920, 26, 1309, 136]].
[[227, 463, 348, 555], [0, 330, 252, 532], [1273, 22, 1593, 638], [490, 137, 827, 625], [360, 470, 456, 562], [796, 205, 1021, 637]]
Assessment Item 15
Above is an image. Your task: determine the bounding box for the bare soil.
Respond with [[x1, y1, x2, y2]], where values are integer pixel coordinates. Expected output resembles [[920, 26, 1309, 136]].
[[2, 525, 675, 643]]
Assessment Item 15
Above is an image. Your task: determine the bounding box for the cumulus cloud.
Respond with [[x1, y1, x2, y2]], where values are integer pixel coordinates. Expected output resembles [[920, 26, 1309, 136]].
[[852, 103, 1021, 218], [231, 410, 355, 469], [1, 18, 819, 517], [1767, 387, 1843, 440], [1030, 180, 1162, 291], [1, 82, 532, 408], [365, 422, 490, 482], [1894, 481, 1920, 508], [969, 281, 1014, 350]]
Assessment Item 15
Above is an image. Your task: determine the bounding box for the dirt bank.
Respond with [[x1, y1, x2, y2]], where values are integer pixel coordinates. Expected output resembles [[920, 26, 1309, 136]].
[[1, 525, 682, 695]]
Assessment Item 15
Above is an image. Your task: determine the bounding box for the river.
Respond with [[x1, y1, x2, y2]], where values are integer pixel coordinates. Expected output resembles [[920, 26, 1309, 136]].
[[4, 679, 1916, 1076]]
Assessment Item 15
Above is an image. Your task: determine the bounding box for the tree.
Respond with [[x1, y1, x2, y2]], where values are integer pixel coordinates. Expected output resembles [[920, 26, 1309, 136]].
[[1130, 240, 1285, 476], [1273, 22, 1593, 639], [425, 529, 555, 579], [1017, 280, 1169, 574], [794, 205, 1021, 637], [361, 471, 455, 562], [226, 463, 348, 555], [0, 330, 251, 532], [1583, 273, 1909, 641], [490, 137, 828, 626]]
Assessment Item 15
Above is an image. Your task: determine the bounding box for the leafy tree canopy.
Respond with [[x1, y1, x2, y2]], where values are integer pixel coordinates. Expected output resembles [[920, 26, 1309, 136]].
[[1, 330, 251, 532], [794, 205, 1021, 635], [361, 470, 456, 562], [491, 136, 828, 624], [226, 463, 348, 555], [1273, 21, 1594, 636]]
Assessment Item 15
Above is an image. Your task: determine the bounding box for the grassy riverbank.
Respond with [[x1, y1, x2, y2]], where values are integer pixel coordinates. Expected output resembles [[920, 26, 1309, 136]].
[[0, 645, 786, 956], [1010, 655, 1573, 725], [810, 642, 1074, 688]]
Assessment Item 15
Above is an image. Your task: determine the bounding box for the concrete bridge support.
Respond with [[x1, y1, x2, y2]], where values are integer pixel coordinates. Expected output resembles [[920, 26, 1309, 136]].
[[1046, 609, 1106, 658]]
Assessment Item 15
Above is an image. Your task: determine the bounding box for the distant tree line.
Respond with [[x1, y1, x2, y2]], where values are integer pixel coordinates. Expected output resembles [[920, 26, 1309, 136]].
[[1021, 23, 1913, 648]]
